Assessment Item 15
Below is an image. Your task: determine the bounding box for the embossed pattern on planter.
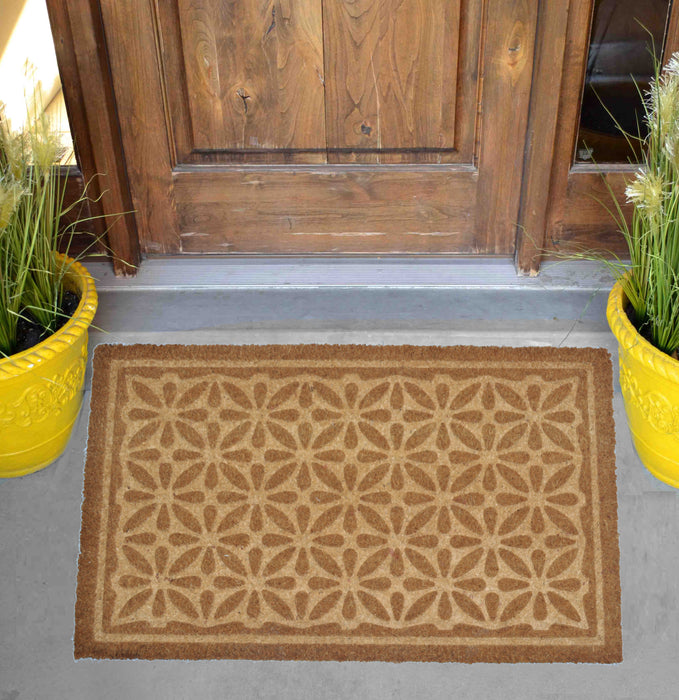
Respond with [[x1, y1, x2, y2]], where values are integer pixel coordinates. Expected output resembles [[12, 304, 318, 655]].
[[76, 344, 621, 663], [0, 345, 86, 431], [619, 362, 679, 436]]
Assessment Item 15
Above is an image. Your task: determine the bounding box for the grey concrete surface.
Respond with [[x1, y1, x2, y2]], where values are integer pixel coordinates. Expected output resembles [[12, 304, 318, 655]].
[[1, 284, 677, 700]]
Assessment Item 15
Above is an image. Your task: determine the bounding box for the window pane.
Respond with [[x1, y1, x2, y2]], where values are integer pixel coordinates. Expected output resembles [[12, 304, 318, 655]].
[[0, 0, 75, 165], [575, 0, 671, 163]]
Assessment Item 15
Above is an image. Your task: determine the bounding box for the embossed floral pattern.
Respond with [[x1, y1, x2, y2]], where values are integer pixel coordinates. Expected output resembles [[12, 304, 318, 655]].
[[0, 349, 86, 430], [619, 363, 679, 434], [78, 345, 621, 665], [105, 367, 595, 635]]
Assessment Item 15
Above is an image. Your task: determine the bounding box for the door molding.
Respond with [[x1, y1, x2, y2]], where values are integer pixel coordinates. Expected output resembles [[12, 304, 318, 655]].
[[514, 1, 571, 275], [47, 0, 140, 275], [53, 0, 651, 272], [517, 0, 679, 274]]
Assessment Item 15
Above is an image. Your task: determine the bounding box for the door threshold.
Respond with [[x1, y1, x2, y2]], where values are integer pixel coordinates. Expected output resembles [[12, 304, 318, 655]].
[[86, 257, 617, 292]]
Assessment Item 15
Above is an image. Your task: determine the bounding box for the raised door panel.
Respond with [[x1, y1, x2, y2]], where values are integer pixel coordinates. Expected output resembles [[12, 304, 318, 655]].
[[323, 0, 461, 163], [174, 167, 479, 253], [161, 0, 470, 165], [162, 0, 326, 163]]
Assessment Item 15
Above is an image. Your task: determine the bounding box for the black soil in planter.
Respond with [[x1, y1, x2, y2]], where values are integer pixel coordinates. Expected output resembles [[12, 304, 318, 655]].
[[13, 291, 81, 355]]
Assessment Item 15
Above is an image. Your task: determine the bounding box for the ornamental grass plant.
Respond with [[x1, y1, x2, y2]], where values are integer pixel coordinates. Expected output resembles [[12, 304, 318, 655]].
[[0, 98, 101, 358], [585, 52, 679, 359]]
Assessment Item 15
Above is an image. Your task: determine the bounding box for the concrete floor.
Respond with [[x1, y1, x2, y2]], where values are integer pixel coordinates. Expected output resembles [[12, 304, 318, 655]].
[[1, 274, 678, 699]]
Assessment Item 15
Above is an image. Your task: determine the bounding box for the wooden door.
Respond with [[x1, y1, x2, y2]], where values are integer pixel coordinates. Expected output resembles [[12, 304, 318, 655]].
[[516, 0, 679, 273], [97, 0, 539, 256]]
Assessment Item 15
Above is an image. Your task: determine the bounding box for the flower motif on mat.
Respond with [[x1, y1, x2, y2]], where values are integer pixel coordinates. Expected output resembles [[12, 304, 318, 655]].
[[107, 369, 593, 634]]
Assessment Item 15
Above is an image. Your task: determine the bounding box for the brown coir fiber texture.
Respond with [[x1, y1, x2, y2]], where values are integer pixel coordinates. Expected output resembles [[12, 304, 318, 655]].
[[75, 344, 621, 663]]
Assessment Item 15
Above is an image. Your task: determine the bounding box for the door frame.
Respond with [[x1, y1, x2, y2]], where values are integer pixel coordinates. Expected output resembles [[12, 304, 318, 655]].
[[516, 0, 679, 274], [48, 0, 678, 275], [47, 0, 140, 275]]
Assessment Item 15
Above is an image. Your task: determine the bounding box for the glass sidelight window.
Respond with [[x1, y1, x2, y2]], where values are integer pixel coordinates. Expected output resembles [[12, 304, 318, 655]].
[[0, 0, 75, 164], [575, 0, 672, 163]]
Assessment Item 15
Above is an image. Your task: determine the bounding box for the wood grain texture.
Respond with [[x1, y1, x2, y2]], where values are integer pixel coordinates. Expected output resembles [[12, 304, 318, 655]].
[[455, 0, 484, 163], [99, 0, 179, 254], [540, 0, 592, 261], [80, 0, 547, 257], [544, 168, 632, 257], [173, 167, 479, 254], [160, 0, 481, 166], [323, 0, 460, 163], [663, 0, 679, 62], [515, 1, 570, 275], [47, 0, 140, 275], [540, 0, 663, 263], [177, 0, 326, 159], [57, 170, 103, 258], [475, 0, 538, 254]]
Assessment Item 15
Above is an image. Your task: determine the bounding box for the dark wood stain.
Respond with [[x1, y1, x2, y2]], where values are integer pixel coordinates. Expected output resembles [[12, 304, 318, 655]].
[[515, 1, 570, 274], [46, 0, 140, 274], [48, 0, 669, 265]]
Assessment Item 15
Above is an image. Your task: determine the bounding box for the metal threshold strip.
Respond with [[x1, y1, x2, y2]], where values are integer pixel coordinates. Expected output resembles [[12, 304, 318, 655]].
[[86, 257, 617, 292]]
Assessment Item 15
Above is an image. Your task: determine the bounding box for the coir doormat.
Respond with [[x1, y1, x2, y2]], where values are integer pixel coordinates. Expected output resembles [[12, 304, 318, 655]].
[[75, 344, 621, 662]]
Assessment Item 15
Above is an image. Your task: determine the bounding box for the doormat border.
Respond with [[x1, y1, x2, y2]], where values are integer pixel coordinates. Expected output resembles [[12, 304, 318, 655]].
[[75, 344, 621, 663]]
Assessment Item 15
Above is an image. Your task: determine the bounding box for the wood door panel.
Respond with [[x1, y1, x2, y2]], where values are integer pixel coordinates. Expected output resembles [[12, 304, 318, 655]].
[[56, 0, 675, 269], [323, 0, 460, 163], [161, 0, 472, 165], [174, 167, 479, 253], [176, 0, 326, 155], [95, 0, 538, 257], [546, 169, 632, 255]]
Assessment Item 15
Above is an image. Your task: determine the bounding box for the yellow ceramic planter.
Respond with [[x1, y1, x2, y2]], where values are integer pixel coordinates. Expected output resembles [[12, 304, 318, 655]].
[[0, 256, 98, 477], [607, 280, 679, 487]]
